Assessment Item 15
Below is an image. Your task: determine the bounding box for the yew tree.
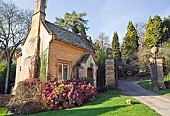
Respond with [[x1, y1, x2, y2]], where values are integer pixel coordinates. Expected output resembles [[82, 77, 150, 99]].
[[0, 0, 32, 93], [112, 32, 121, 59]]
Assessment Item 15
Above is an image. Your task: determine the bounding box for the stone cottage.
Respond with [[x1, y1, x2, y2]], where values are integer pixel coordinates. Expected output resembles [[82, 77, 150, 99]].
[[13, 0, 97, 91]]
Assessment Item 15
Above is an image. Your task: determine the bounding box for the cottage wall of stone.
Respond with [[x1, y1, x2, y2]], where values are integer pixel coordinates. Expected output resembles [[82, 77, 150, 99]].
[[47, 40, 89, 79], [13, 57, 22, 90], [39, 21, 53, 54]]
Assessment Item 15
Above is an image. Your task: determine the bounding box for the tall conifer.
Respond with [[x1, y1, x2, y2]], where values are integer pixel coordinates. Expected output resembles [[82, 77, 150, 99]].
[[121, 21, 139, 57], [144, 16, 164, 47], [112, 32, 121, 59]]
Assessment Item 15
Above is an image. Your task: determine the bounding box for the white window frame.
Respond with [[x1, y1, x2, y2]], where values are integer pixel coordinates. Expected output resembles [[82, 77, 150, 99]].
[[58, 63, 69, 80]]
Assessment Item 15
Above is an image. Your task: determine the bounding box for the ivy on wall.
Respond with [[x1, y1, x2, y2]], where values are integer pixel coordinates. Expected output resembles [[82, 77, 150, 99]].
[[40, 50, 47, 81]]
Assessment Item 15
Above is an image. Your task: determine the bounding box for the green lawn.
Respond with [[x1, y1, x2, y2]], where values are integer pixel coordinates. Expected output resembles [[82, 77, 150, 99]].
[[0, 107, 10, 116], [138, 80, 151, 90], [138, 80, 170, 96], [26, 91, 158, 116]]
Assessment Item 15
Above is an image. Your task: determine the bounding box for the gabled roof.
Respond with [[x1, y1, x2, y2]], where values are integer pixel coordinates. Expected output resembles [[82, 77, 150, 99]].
[[42, 20, 94, 51], [81, 53, 91, 63], [73, 52, 96, 69]]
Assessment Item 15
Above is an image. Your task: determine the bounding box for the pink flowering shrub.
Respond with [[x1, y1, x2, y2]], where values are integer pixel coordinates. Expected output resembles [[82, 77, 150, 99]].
[[41, 78, 97, 109]]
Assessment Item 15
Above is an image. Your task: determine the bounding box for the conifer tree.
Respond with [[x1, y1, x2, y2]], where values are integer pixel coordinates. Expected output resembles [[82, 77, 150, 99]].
[[121, 21, 139, 57], [112, 32, 121, 59], [120, 21, 139, 77], [163, 16, 170, 43], [55, 11, 88, 36], [144, 16, 154, 48], [144, 16, 164, 48]]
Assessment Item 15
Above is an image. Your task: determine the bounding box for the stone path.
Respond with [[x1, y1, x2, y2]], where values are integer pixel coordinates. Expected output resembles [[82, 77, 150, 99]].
[[118, 80, 170, 116]]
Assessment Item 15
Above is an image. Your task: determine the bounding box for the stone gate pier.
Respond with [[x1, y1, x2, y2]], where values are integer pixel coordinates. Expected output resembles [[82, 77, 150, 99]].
[[150, 47, 166, 91], [105, 48, 116, 89], [150, 57, 166, 89]]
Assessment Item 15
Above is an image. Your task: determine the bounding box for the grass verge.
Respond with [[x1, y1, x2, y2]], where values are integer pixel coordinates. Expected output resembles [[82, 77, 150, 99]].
[[138, 80, 170, 96], [25, 91, 158, 116], [0, 107, 10, 116]]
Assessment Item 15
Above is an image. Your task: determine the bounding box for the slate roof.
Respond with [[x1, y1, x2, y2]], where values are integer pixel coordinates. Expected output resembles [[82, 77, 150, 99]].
[[42, 20, 94, 51]]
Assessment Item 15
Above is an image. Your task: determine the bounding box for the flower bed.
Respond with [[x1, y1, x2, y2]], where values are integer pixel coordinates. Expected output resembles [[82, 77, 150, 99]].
[[7, 78, 97, 114], [41, 78, 97, 110]]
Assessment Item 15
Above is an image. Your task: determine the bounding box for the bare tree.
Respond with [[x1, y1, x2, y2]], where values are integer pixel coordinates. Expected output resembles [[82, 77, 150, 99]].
[[135, 22, 146, 47], [0, 0, 32, 93], [95, 32, 110, 48]]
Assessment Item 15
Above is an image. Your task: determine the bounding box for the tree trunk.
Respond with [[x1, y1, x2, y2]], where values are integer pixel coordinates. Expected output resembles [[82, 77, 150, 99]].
[[4, 56, 12, 94]]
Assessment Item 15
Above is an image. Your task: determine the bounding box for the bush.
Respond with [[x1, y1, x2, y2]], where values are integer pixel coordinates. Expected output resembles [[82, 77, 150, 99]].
[[7, 78, 97, 114], [0, 64, 6, 93], [41, 78, 97, 110], [0, 62, 16, 93], [82, 77, 94, 86], [7, 78, 46, 115]]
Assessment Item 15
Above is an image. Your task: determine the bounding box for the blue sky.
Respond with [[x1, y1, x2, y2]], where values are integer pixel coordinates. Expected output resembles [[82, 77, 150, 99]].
[[7, 0, 170, 43]]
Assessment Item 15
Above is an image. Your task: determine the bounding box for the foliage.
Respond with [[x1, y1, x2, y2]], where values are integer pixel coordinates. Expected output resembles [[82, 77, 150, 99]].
[[164, 75, 170, 81], [0, 64, 6, 93], [0, 62, 16, 93], [112, 32, 121, 59], [159, 42, 170, 75], [121, 21, 139, 77], [144, 17, 155, 47], [29, 91, 158, 116], [82, 77, 94, 86], [121, 21, 139, 56], [144, 16, 168, 48], [41, 78, 97, 110], [163, 16, 170, 41], [55, 11, 88, 36], [137, 47, 151, 72], [0, 107, 12, 115], [40, 50, 47, 81], [119, 56, 140, 77], [7, 78, 97, 115], [93, 32, 109, 86], [94, 45, 107, 88], [0, 0, 33, 93], [7, 78, 46, 115], [0, 49, 5, 64]]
